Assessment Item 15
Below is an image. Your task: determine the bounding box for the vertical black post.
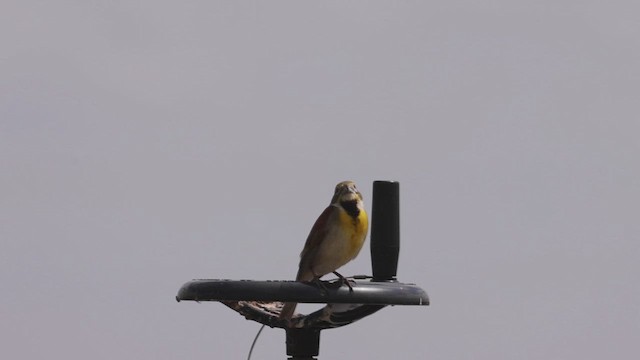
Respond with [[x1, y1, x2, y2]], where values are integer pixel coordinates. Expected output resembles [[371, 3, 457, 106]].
[[370, 181, 400, 281], [286, 328, 320, 360]]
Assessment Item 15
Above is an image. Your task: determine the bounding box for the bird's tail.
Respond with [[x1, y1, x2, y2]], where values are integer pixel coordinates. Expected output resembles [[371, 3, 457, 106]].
[[280, 302, 297, 320]]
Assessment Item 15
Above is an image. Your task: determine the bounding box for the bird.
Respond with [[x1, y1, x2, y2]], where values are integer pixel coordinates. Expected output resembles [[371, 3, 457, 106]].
[[280, 181, 369, 321]]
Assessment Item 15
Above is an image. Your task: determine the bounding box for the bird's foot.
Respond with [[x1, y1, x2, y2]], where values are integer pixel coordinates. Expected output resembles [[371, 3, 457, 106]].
[[332, 271, 355, 292], [312, 278, 330, 296]]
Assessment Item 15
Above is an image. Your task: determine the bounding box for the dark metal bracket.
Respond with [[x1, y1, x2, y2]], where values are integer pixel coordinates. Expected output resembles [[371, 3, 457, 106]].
[[176, 181, 429, 359]]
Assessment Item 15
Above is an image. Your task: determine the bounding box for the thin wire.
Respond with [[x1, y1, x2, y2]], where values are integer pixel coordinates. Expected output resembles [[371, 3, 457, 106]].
[[247, 324, 266, 360]]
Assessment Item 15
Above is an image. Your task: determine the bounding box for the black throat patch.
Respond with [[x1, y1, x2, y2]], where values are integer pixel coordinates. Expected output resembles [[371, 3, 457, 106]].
[[340, 200, 360, 219]]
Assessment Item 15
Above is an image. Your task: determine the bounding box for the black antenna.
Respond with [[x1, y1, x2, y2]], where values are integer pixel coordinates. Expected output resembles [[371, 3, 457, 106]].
[[371, 180, 400, 281], [176, 180, 429, 359]]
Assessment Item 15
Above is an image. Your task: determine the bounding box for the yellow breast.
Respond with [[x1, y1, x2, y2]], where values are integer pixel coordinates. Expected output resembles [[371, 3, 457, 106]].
[[338, 206, 369, 260]]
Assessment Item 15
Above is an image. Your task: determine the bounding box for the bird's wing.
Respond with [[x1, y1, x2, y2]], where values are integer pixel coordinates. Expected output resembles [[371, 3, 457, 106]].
[[297, 204, 337, 278]]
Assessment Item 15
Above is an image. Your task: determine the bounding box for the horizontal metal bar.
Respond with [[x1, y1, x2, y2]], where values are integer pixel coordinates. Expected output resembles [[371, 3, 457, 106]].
[[176, 278, 429, 305]]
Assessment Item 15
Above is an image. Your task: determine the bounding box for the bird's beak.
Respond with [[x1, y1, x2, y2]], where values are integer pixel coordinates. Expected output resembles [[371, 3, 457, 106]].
[[343, 184, 362, 201]]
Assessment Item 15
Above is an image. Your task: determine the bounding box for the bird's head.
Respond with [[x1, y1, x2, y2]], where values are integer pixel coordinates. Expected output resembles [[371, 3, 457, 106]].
[[331, 181, 363, 204]]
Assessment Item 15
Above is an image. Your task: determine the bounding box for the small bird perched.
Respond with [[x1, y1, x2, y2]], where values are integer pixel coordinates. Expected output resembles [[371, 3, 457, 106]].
[[280, 181, 369, 321]]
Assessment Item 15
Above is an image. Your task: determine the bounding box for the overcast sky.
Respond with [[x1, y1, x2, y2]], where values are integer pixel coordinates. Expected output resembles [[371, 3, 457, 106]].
[[1, 1, 639, 359]]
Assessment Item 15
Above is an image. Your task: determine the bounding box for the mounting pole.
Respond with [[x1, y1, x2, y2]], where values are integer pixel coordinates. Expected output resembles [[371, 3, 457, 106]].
[[286, 328, 320, 360]]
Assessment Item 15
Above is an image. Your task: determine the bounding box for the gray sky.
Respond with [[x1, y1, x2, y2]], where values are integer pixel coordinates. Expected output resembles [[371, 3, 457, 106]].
[[1, 1, 639, 359]]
